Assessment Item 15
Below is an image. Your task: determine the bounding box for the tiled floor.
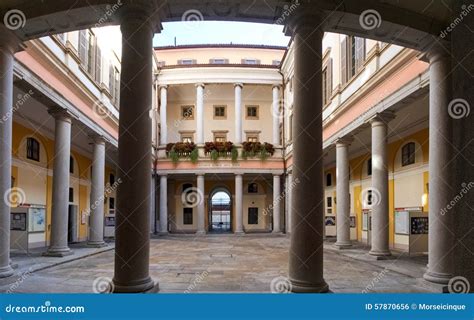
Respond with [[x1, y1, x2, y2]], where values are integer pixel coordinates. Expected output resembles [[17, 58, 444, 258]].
[[0, 235, 437, 293]]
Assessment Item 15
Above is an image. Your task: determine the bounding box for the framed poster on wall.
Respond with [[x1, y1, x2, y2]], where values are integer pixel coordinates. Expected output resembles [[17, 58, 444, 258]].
[[362, 212, 368, 231], [411, 217, 429, 234], [325, 216, 336, 226], [28, 207, 45, 232], [395, 211, 410, 235], [350, 216, 356, 228]]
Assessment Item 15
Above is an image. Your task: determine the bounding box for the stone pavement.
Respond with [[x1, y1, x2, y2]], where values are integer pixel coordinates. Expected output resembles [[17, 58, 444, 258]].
[[0, 235, 437, 293]]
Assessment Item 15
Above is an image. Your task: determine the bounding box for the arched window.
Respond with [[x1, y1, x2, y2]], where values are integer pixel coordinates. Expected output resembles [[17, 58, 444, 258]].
[[367, 158, 372, 176], [402, 142, 416, 166], [248, 183, 258, 193], [109, 173, 115, 185], [26, 137, 40, 161], [326, 173, 332, 187]]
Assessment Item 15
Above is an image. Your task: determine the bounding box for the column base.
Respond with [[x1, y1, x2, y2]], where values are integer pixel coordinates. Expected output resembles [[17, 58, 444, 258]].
[[0, 265, 14, 278], [423, 270, 453, 285], [195, 231, 206, 236], [272, 230, 283, 235], [234, 230, 245, 235], [112, 276, 158, 293], [289, 278, 329, 293], [43, 247, 73, 257], [334, 242, 352, 249], [157, 231, 169, 236], [368, 250, 393, 260], [87, 241, 107, 248]]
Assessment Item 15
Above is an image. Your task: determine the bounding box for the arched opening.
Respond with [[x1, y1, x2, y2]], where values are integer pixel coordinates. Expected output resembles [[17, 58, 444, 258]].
[[209, 189, 232, 233]]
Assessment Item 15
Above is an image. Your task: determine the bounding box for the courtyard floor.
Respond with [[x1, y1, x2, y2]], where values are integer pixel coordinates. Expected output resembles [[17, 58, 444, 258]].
[[0, 235, 438, 293]]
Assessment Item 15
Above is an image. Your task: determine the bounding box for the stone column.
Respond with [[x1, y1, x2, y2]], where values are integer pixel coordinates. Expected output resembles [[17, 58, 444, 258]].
[[159, 175, 168, 235], [196, 174, 206, 234], [334, 138, 353, 249], [423, 47, 454, 285], [88, 136, 106, 247], [45, 108, 73, 257], [113, 5, 157, 293], [286, 172, 293, 234], [0, 27, 21, 278], [159, 85, 168, 145], [369, 112, 394, 258], [272, 174, 282, 233], [287, 16, 329, 292], [234, 83, 243, 144], [196, 83, 205, 144], [234, 174, 244, 234], [272, 85, 281, 145], [150, 172, 156, 234]]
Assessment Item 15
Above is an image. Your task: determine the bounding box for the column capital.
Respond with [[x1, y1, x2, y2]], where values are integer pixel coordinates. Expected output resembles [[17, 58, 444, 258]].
[[48, 107, 77, 122], [118, 2, 162, 34], [195, 83, 205, 88], [368, 111, 396, 127], [235, 173, 243, 177], [196, 173, 205, 177], [0, 25, 24, 54], [89, 134, 107, 145], [425, 43, 451, 64], [335, 136, 354, 147], [159, 85, 168, 90], [284, 10, 326, 37], [234, 83, 243, 88], [160, 174, 168, 178], [272, 84, 281, 90]]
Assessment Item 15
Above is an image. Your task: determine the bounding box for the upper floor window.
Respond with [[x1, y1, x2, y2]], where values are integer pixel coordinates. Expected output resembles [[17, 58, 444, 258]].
[[209, 58, 228, 64], [214, 132, 227, 143], [178, 59, 196, 65], [69, 156, 74, 174], [367, 158, 372, 176], [288, 114, 293, 142], [26, 137, 40, 162], [402, 142, 416, 166], [181, 134, 194, 143], [322, 58, 333, 105], [109, 64, 120, 107], [246, 105, 259, 119], [341, 36, 365, 85], [213, 105, 227, 119], [326, 173, 332, 187], [109, 173, 115, 185], [79, 30, 101, 81], [181, 105, 194, 120], [242, 58, 260, 65], [246, 134, 259, 143], [248, 183, 258, 193]]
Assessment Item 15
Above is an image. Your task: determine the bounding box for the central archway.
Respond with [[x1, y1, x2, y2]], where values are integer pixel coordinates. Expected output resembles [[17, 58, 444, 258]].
[[208, 188, 232, 233]]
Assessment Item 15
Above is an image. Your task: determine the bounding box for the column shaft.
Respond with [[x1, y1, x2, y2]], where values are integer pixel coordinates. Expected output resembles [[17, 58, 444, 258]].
[[160, 86, 167, 145], [196, 174, 205, 234], [234, 84, 243, 144], [272, 175, 281, 233], [272, 86, 280, 145], [45, 110, 73, 256], [234, 174, 244, 233], [113, 9, 156, 293], [88, 138, 106, 247], [196, 84, 204, 144], [335, 141, 352, 248], [369, 116, 391, 257], [159, 175, 168, 234], [287, 173, 293, 234], [423, 50, 454, 284], [288, 21, 328, 292]]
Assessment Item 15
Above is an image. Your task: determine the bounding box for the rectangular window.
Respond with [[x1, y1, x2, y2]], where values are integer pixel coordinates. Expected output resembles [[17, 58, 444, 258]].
[[26, 138, 40, 162], [178, 59, 196, 65], [246, 105, 259, 119], [326, 197, 332, 208], [95, 45, 102, 84], [69, 157, 74, 174], [322, 58, 333, 106], [181, 105, 194, 120], [247, 135, 259, 143], [341, 36, 365, 85], [209, 58, 228, 64], [248, 207, 258, 224], [109, 197, 115, 210], [213, 105, 227, 119], [69, 188, 74, 203], [181, 134, 194, 143], [183, 208, 193, 225], [214, 133, 227, 143], [288, 114, 293, 141], [242, 58, 260, 65]]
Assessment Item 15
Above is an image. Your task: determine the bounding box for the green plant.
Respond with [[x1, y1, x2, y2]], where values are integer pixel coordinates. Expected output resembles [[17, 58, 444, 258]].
[[190, 148, 199, 163], [169, 149, 179, 164], [259, 147, 269, 160], [231, 146, 239, 162], [210, 149, 219, 161]]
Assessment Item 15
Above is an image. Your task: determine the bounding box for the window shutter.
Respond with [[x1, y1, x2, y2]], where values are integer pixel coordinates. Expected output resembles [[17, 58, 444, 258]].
[[109, 63, 114, 94], [340, 37, 347, 85], [327, 58, 333, 99], [114, 71, 120, 106], [355, 37, 366, 71], [95, 46, 102, 83], [78, 30, 87, 65]]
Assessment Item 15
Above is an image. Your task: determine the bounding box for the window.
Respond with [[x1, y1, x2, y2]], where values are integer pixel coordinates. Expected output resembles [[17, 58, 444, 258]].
[[213, 105, 227, 119], [182, 183, 193, 193], [69, 188, 74, 203], [246, 105, 259, 119], [70, 156, 74, 174], [367, 158, 372, 176], [109, 197, 115, 210], [214, 132, 227, 143], [181, 105, 194, 120], [402, 142, 416, 166], [247, 135, 259, 143], [109, 64, 120, 106], [242, 58, 260, 65], [326, 197, 332, 208], [322, 58, 333, 105], [248, 183, 258, 193], [183, 208, 193, 225], [288, 114, 293, 141], [78, 30, 98, 77], [326, 173, 332, 187], [248, 208, 259, 224], [272, 60, 281, 66], [109, 173, 115, 185], [367, 190, 373, 206], [341, 36, 365, 85], [178, 59, 196, 65], [210, 58, 228, 64], [181, 134, 194, 143], [26, 137, 40, 161]]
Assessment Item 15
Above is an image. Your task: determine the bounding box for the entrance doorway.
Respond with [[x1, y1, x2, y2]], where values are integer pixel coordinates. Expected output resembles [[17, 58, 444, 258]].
[[209, 189, 232, 233]]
